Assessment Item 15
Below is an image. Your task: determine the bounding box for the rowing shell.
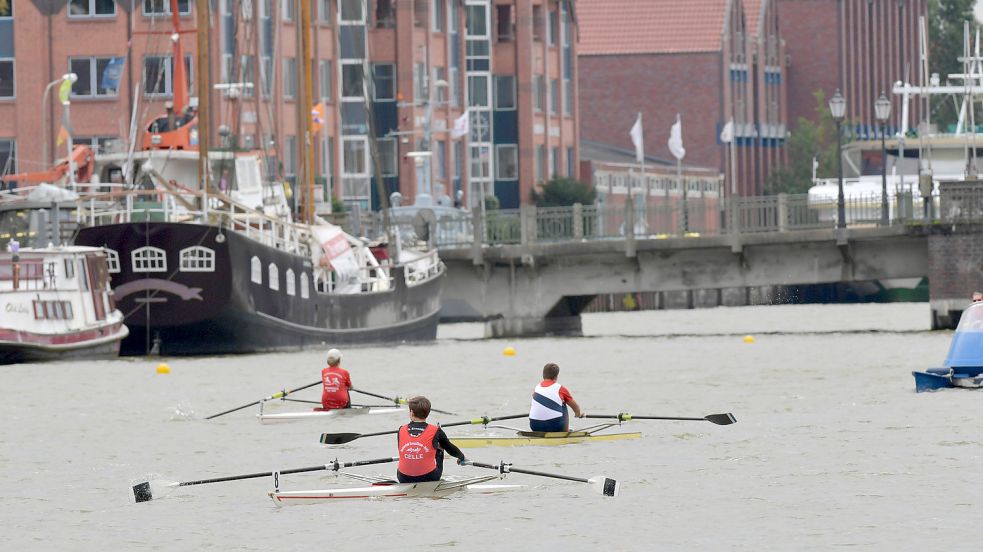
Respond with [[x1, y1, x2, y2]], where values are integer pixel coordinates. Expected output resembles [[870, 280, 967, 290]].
[[269, 475, 524, 505], [451, 424, 641, 448], [258, 405, 404, 424]]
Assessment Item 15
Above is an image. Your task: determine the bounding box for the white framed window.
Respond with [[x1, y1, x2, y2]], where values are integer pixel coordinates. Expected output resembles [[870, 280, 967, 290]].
[[319, 59, 332, 101], [284, 135, 297, 176], [549, 78, 559, 115], [414, 63, 427, 102], [180, 246, 215, 272], [432, 0, 445, 31], [283, 57, 297, 99], [281, 0, 294, 21], [104, 249, 120, 273], [268, 263, 279, 290], [251, 256, 262, 284], [339, 0, 363, 23], [342, 137, 368, 175], [69, 0, 116, 17], [143, 0, 190, 16], [300, 272, 309, 298], [132, 246, 167, 273], [341, 62, 364, 99], [285, 268, 296, 296], [496, 144, 517, 180], [143, 55, 192, 97], [533, 75, 544, 112], [70, 57, 119, 97], [468, 75, 488, 107]]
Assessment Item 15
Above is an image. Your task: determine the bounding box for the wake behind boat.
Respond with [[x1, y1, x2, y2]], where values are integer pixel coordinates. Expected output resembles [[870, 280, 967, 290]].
[[257, 403, 405, 424]]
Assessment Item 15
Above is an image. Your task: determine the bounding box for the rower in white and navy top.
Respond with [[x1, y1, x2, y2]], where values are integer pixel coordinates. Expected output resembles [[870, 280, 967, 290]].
[[529, 362, 584, 432]]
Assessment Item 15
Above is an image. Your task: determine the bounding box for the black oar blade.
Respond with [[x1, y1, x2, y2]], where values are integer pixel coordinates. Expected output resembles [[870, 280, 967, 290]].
[[588, 476, 620, 497], [320, 432, 360, 445], [705, 413, 737, 425], [133, 481, 153, 503]]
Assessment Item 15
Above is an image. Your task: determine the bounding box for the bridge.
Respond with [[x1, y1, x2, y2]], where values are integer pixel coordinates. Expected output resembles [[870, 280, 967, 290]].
[[386, 183, 983, 337]]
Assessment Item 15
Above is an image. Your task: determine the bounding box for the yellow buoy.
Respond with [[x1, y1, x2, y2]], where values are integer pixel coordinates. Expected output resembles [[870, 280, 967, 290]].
[[503, 346, 516, 357], [156, 363, 171, 374], [743, 335, 755, 344]]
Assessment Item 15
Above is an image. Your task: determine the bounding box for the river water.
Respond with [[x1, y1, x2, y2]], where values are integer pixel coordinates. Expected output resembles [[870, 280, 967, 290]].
[[2, 303, 981, 551]]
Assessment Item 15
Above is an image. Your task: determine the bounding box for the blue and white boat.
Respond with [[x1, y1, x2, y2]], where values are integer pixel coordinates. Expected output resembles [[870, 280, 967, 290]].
[[913, 302, 983, 392]]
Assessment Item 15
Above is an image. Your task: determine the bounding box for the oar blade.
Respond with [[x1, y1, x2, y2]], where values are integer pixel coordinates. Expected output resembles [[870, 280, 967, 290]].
[[320, 432, 360, 445], [705, 413, 737, 425], [133, 481, 153, 503], [588, 476, 620, 497]]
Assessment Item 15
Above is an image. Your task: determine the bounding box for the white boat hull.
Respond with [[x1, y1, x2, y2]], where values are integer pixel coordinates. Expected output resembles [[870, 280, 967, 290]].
[[258, 405, 404, 424], [269, 476, 523, 505]]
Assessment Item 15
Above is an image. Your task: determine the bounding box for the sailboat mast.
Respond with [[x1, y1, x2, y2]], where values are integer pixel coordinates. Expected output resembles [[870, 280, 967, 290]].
[[194, 0, 211, 196], [169, 0, 188, 114], [296, 0, 315, 223]]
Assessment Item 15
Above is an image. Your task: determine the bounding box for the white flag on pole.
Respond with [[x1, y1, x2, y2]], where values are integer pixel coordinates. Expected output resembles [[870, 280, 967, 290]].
[[668, 114, 686, 160], [719, 119, 734, 143], [629, 113, 644, 163], [450, 110, 470, 139]]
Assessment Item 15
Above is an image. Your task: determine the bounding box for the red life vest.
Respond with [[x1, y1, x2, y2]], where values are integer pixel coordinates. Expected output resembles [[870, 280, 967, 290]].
[[397, 424, 439, 477], [320, 366, 351, 410]]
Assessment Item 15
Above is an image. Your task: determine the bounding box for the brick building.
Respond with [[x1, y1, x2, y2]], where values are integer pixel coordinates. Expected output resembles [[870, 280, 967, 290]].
[[778, 0, 927, 138], [0, 0, 579, 211], [577, 0, 788, 196]]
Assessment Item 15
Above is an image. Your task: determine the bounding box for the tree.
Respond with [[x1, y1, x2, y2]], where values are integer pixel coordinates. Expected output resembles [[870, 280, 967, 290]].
[[928, 0, 977, 129], [529, 176, 596, 207], [768, 90, 851, 194]]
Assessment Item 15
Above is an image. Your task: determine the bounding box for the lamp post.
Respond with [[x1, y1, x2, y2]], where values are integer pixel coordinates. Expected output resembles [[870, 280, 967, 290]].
[[874, 92, 892, 225], [41, 72, 78, 166], [828, 89, 847, 229]]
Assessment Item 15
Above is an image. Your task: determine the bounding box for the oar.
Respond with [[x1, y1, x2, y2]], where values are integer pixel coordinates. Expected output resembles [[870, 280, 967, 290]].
[[465, 461, 620, 497], [584, 413, 737, 425], [132, 457, 397, 503], [350, 388, 456, 415], [204, 381, 321, 419], [320, 413, 528, 445]]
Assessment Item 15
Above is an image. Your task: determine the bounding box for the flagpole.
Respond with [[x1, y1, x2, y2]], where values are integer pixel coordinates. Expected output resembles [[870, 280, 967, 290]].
[[65, 102, 75, 191], [676, 114, 687, 233], [639, 112, 647, 234]]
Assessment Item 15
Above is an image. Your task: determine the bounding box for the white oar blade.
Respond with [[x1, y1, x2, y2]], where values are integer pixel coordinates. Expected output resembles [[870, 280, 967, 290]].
[[588, 476, 620, 497]]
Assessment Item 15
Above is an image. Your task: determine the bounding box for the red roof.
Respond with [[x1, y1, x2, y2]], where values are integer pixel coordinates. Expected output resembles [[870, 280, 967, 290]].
[[578, 0, 731, 56]]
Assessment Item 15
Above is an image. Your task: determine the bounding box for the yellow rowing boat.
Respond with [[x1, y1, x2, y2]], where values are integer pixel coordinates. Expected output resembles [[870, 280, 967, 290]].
[[452, 429, 642, 448]]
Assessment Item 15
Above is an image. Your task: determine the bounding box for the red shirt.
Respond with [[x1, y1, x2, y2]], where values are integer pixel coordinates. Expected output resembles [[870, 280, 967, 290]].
[[539, 379, 573, 403], [397, 423, 439, 477], [320, 366, 352, 410]]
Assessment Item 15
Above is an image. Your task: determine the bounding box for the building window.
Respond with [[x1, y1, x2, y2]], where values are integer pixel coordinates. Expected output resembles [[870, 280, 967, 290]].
[[549, 78, 559, 115], [434, 67, 447, 104], [532, 5, 543, 41], [414, 63, 427, 102], [251, 256, 262, 284], [70, 0, 116, 17], [468, 75, 488, 107], [261, 57, 273, 98], [143, 55, 192, 97], [341, 62, 364, 99], [564, 79, 573, 115], [378, 138, 397, 177], [143, 0, 190, 15], [281, 0, 294, 21], [132, 246, 167, 273], [496, 4, 512, 42], [494, 75, 515, 110], [548, 9, 558, 46], [567, 146, 575, 178], [0, 1, 10, 16], [432, 0, 444, 31], [0, 140, 15, 179], [340, 0, 363, 22], [268, 263, 279, 290], [343, 137, 368, 175], [536, 145, 546, 182], [0, 59, 14, 98], [300, 272, 309, 298], [470, 145, 490, 179], [319, 60, 332, 101], [496, 144, 517, 180], [283, 57, 296, 99], [318, 0, 330, 22], [372, 64, 394, 100], [284, 135, 297, 176], [533, 75, 544, 112], [179, 246, 215, 272], [435, 140, 447, 181], [70, 57, 119, 97], [413, 0, 426, 27], [375, 0, 394, 27], [285, 268, 296, 296], [103, 249, 120, 273], [551, 147, 560, 178]]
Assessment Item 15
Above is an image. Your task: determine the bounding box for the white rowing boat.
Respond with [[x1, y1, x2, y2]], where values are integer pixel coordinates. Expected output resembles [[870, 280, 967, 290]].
[[269, 474, 525, 505], [257, 404, 404, 424], [450, 423, 642, 448]]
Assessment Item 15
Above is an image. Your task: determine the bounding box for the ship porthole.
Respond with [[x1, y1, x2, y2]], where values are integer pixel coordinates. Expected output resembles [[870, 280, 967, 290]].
[[215, 233, 226, 244]]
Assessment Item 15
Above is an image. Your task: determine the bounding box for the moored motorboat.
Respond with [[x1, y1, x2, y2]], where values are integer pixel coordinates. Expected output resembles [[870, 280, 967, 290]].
[[0, 243, 128, 364], [913, 302, 983, 392]]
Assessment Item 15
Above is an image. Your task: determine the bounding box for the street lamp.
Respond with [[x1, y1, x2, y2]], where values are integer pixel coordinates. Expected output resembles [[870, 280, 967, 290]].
[[874, 92, 892, 225], [828, 89, 847, 229], [41, 72, 78, 166]]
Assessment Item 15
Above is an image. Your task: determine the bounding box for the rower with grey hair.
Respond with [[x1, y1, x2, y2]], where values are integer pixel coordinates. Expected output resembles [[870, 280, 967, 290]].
[[320, 348, 352, 411]]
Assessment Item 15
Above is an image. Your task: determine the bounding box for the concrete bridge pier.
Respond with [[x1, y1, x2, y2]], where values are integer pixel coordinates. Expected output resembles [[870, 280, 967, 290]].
[[926, 226, 983, 329]]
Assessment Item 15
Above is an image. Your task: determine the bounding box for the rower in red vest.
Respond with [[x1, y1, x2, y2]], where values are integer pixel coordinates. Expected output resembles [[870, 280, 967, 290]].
[[396, 396, 467, 483], [320, 348, 352, 411]]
